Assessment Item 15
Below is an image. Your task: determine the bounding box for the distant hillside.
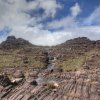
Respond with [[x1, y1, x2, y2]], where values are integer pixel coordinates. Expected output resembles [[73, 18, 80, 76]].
[[0, 36, 48, 70], [0, 36, 34, 49], [0, 36, 99, 71], [51, 37, 100, 71]]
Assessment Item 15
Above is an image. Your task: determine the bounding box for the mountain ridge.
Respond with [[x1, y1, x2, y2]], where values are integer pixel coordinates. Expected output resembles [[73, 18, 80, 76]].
[[0, 36, 35, 50], [0, 36, 100, 49]]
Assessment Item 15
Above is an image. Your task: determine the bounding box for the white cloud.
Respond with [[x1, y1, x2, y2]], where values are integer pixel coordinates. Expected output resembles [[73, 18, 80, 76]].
[[47, 16, 78, 30], [70, 3, 81, 17], [0, 0, 31, 29], [84, 6, 100, 25], [47, 3, 81, 30], [0, 1, 100, 46], [38, 0, 61, 17], [9, 26, 72, 46], [8, 24, 100, 46], [46, 3, 100, 43], [0, 0, 63, 46], [0, 0, 61, 29], [67, 26, 100, 40]]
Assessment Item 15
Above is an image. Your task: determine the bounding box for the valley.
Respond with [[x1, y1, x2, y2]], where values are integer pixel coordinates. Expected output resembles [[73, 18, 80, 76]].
[[0, 36, 100, 100]]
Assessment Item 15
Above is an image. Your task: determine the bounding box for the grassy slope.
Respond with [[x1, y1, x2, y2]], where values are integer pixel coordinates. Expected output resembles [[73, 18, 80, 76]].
[[0, 47, 99, 72], [0, 48, 46, 71], [58, 49, 97, 71]]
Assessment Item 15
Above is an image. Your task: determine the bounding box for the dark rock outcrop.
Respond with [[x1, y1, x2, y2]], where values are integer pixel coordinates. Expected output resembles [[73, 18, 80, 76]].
[[0, 36, 33, 49], [0, 74, 11, 87]]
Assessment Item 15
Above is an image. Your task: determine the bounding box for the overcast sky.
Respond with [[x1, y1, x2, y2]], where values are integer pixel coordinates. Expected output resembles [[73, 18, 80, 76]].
[[0, 0, 100, 46]]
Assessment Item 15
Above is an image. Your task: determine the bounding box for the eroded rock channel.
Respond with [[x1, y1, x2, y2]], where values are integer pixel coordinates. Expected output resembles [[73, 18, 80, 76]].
[[0, 50, 100, 100]]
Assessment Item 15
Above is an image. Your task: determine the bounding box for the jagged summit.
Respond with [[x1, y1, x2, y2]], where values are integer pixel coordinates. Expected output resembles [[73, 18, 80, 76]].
[[0, 36, 34, 49]]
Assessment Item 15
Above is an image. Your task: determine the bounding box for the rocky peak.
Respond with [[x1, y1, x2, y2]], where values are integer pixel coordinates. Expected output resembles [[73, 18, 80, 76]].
[[0, 36, 33, 49], [66, 37, 91, 44], [7, 36, 16, 41]]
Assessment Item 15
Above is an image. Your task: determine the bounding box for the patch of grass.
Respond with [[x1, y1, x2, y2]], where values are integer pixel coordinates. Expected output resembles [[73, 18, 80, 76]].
[[62, 56, 84, 71], [60, 50, 97, 71], [0, 49, 46, 70]]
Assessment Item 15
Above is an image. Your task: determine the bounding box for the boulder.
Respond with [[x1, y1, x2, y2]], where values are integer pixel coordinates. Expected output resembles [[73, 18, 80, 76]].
[[47, 81, 59, 89], [29, 71, 38, 78], [26, 77, 37, 85], [13, 70, 24, 78]]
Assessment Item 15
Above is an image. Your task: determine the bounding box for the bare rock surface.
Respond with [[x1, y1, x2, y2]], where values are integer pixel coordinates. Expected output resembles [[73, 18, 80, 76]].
[[0, 52, 100, 100]]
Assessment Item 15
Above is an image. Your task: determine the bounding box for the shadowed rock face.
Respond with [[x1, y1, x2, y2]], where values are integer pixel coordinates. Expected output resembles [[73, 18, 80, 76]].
[[0, 36, 33, 49], [0, 74, 12, 87]]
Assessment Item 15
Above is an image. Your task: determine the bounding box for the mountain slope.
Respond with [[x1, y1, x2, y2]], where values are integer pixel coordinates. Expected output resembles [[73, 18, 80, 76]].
[[0, 36, 34, 50], [0, 36, 99, 71], [0, 36, 100, 100], [0, 36, 48, 70], [51, 37, 100, 71]]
